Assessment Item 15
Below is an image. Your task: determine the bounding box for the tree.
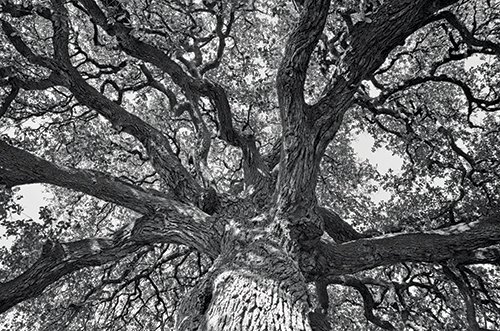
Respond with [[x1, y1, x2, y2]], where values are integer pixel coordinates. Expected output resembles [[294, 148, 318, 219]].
[[1, 0, 500, 329]]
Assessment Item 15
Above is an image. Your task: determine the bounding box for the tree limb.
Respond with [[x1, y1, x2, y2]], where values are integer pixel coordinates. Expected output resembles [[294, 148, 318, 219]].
[[272, 0, 331, 219], [1, 2, 201, 202], [334, 276, 396, 330], [438, 11, 500, 55], [442, 265, 494, 331], [77, 0, 269, 190], [312, 214, 500, 277], [313, 0, 461, 146], [0, 84, 18, 118], [0, 140, 174, 214], [276, 0, 329, 117], [0, 211, 222, 314], [315, 206, 365, 243]]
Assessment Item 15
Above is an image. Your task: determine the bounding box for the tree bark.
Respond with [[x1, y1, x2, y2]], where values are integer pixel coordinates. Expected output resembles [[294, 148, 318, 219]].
[[176, 226, 313, 331]]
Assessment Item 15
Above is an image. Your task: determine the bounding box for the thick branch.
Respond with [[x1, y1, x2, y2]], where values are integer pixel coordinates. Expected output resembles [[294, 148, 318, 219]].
[[315, 206, 365, 243], [0, 140, 174, 214], [78, 0, 196, 91], [276, 0, 329, 115], [272, 0, 461, 241], [312, 215, 500, 277], [0, 211, 222, 314], [67, 67, 200, 203], [51, 0, 71, 64], [77, 0, 268, 189], [1, 3, 201, 202], [313, 0, 461, 145], [273, 0, 330, 217], [0, 141, 222, 314], [0, 19, 58, 70]]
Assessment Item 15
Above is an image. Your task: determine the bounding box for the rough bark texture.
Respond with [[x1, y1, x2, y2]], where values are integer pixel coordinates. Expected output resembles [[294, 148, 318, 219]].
[[177, 232, 312, 330]]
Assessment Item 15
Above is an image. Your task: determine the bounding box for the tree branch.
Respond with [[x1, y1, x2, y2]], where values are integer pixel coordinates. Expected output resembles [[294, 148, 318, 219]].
[[313, 0, 461, 146], [442, 265, 489, 331], [315, 206, 365, 243], [0, 84, 18, 118], [276, 0, 329, 116], [438, 11, 500, 55], [0, 140, 206, 222], [1, 1, 202, 202], [0, 211, 222, 314], [51, 0, 72, 64], [272, 0, 330, 219], [312, 214, 500, 277], [199, 7, 235, 75], [0, 142, 223, 314], [0, 19, 58, 70], [77, 0, 269, 191], [335, 276, 396, 330]]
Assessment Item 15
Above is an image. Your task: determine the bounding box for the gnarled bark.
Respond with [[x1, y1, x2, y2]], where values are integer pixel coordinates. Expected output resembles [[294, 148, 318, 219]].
[[177, 234, 312, 331]]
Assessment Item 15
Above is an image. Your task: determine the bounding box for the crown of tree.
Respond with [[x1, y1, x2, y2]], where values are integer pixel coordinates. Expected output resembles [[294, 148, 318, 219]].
[[1, 0, 500, 330]]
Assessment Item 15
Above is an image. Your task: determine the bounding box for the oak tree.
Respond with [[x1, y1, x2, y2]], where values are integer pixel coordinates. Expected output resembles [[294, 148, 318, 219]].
[[1, 0, 500, 330]]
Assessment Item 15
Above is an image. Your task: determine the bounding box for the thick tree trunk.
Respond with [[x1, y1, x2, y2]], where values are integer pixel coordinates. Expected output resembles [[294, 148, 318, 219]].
[[176, 224, 313, 331]]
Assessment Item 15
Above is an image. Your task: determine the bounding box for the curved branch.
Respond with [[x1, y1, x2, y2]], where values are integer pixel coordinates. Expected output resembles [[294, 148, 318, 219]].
[[339, 276, 396, 330], [276, 0, 329, 122], [442, 265, 493, 331], [273, 0, 460, 223], [0, 234, 142, 314], [66, 62, 201, 203], [438, 11, 500, 55], [313, 0, 460, 145], [202, 81, 271, 188], [140, 64, 178, 113], [0, 142, 223, 313], [0, 210, 222, 314], [379, 74, 500, 110], [1, 5, 201, 202], [77, 0, 269, 190], [272, 0, 331, 220], [0, 19, 58, 70], [199, 8, 235, 75]]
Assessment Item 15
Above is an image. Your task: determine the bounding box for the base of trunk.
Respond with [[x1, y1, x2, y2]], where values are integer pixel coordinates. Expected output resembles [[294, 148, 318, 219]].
[[176, 239, 313, 331]]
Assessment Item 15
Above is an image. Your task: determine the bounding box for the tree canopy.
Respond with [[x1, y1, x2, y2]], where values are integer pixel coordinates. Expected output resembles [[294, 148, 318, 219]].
[[1, 0, 500, 330]]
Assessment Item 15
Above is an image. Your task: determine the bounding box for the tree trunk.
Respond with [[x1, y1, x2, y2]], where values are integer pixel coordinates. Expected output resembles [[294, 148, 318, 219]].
[[176, 224, 313, 331]]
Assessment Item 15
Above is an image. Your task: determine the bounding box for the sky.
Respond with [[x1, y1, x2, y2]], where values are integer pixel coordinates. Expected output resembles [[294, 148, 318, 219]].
[[13, 184, 47, 222], [0, 184, 47, 248], [352, 132, 403, 174], [351, 132, 404, 203]]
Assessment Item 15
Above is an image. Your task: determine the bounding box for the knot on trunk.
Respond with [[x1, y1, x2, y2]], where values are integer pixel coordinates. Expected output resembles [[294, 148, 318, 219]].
[[176, 273, 214, 330], [200, 187, 219, 215], [289, 215, 324, 250]]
